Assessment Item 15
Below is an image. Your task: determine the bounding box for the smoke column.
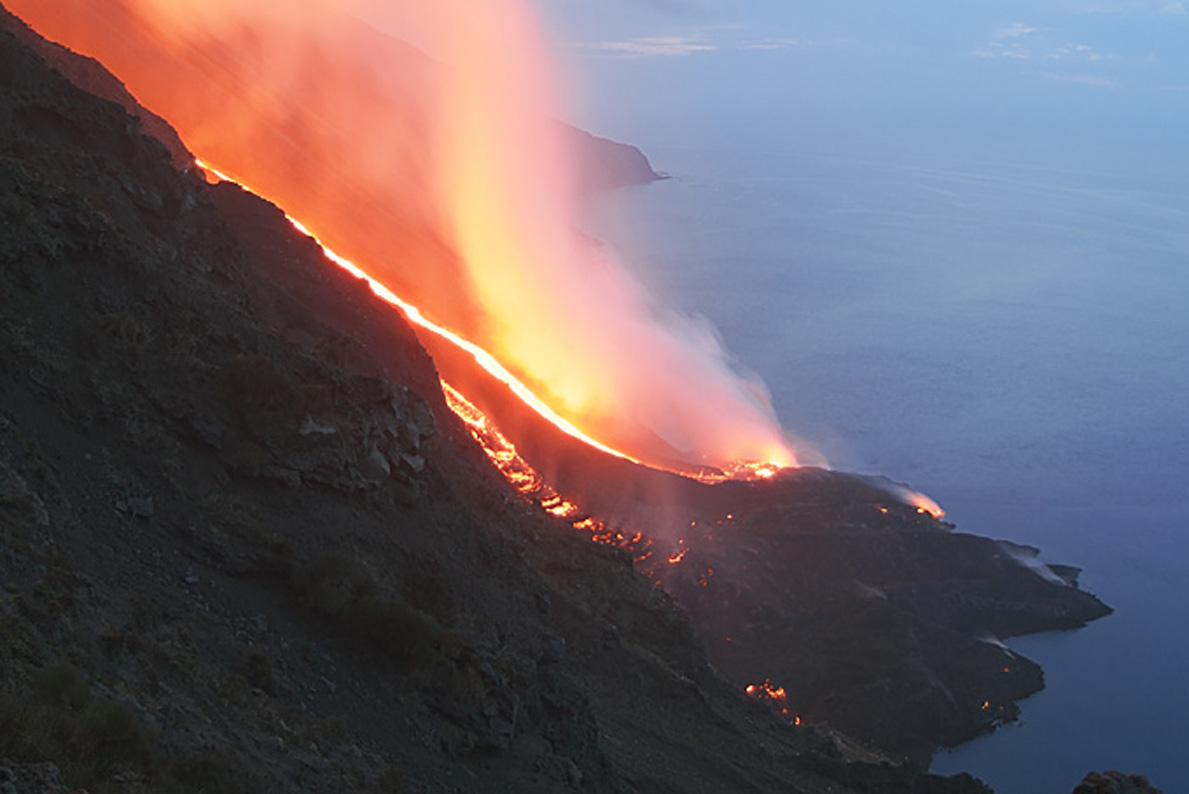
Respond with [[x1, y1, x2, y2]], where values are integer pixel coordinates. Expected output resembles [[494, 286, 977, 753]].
[[12, 0, 806, 473]]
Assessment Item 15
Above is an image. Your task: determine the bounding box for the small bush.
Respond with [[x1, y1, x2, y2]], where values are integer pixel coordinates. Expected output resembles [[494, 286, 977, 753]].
[[31, 663, 90, 712], [5, 664, 155, 790], [75, 698, 153, 772], [402, 569, 456, 623], [290, 554, 441, 668], [350, 596, 439, 669], [164, 752, 254, 794], [374, 764, 406, 793], [291, 553, 355, 616], [214, 353, 295, 432], [240, 647, 275, 694]]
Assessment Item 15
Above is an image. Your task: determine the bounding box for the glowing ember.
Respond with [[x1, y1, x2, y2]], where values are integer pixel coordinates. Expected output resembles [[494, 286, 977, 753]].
[[875, 480, 947, 520], [667, 546, 689, 565], [442, 382, 653, 556], [745, 680, 791, 717], [908, 492, 946, 520]]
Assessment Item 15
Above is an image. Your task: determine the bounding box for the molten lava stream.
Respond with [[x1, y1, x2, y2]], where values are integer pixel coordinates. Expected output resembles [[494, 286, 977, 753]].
[[194, 161, 651, 462], [195, 160, 790, 491], [443, 382, 651, 555]]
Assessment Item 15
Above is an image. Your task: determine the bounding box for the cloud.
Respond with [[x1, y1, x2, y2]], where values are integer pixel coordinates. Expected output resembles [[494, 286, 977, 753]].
[[972, 23, 1121, 85], [992, 22, 1042, 39], [742, 38, 802, 51], [578, 35, 716, 57], [1048, 42, 1111, 60], [971, 22, 1042, 59], [1045, 72, 1120, 86], [571, 22, 818, 58]]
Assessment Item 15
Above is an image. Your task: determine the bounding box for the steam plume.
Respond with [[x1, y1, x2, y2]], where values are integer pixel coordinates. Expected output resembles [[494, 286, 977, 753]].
[[12, 0, 804, 472]]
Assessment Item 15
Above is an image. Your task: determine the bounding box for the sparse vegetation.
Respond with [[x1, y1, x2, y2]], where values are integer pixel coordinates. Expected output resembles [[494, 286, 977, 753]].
[[291, 552, 442, 669], [1, 664, 150, 790]]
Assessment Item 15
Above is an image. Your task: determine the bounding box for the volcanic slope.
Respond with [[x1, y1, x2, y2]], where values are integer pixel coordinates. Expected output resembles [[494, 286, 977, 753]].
[[0, 9, 999, 794]]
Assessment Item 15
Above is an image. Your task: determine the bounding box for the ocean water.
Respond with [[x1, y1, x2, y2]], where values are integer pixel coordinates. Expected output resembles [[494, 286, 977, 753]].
[[579, 145, 1189, 793]]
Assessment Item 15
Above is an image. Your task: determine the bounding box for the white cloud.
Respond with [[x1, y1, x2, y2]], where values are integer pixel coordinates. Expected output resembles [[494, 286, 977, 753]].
[[992, 22, 1042, 39], [972, 23, 1122, 86], [574, 28, 809, 57], [742, 38, 802, 51], [577, 34, 716, 57], [1045, 72, 1120, 86], [972, 22, 1042, 59], [1048, 42, 1112, 60]]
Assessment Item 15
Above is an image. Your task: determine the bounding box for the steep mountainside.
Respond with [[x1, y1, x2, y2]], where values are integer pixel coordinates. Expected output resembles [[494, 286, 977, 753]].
[[0, 10, 992, 794]]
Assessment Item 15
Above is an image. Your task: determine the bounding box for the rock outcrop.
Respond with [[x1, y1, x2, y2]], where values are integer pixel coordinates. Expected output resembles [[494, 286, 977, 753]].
[[1074, 771, 1163, 794]]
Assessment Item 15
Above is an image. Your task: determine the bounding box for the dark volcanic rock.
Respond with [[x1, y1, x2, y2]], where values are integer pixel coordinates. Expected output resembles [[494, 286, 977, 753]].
[[0, 5, 192, 170], [653, 470, 1112, 763], [424, 267, 1113, 765], [0, 8, 991, 793], [1074, 771, 1163, 793]]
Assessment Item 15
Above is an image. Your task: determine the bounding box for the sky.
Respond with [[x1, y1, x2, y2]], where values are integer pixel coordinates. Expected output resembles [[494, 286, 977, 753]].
[[535, 0, 1189, 172]]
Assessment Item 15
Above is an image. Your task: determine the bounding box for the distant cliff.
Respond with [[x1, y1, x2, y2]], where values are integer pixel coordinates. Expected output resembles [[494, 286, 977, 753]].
[[560, 123, 662, 191]]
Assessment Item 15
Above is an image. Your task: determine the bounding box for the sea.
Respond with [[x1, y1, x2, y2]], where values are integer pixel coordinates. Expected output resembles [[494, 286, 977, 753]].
[[578, 141, 1189, 793]]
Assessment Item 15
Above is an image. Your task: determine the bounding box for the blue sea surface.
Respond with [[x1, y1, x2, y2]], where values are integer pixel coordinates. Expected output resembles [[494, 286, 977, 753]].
[[579, 146, 1189, 793]]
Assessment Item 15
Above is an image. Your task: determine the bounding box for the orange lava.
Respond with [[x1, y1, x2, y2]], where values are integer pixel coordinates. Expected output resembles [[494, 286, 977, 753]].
[[667, 546, 689, 565], [745, 680, 791, 717], [10, 0, 800, 478], [442, 383, 651, 555], [907, 491, 946, 520]]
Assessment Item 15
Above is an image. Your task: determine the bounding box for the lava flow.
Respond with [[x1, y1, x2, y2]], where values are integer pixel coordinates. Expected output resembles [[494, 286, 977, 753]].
[[746, 680, 793, 719], [12, 0, 800, 479], [442, 382, 651, 553], [9, 0, 950, 540]]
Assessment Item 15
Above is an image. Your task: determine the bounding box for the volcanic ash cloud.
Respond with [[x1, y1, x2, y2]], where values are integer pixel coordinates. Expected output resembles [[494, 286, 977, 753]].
[[12, 0, 809, 474]]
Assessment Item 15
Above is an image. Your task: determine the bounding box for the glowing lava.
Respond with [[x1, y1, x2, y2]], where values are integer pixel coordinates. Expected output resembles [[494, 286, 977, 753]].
[[745, 680, 792, 718], [12, 0, 800, 477], [907, 492, 946, 520], [441, 382, 652, 555], [11, 0, 951, 520]]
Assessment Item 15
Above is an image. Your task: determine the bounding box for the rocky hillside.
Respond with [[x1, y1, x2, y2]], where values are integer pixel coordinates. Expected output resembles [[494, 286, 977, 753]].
[[0, 9, 1002, 793]]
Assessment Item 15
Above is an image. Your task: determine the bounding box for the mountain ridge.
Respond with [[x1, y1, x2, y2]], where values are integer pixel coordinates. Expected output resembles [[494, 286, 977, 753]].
[[0, 6, 1138, 792]]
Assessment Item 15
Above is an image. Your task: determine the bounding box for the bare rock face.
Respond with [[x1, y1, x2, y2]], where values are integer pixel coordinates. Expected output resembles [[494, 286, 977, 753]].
[[0, 761, 80, 794], [1074, 771, 1163, 793]]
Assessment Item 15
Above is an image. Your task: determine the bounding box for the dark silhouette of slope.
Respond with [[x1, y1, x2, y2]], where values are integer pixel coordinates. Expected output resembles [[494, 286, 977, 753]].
[[0, 8, 997, 793]]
